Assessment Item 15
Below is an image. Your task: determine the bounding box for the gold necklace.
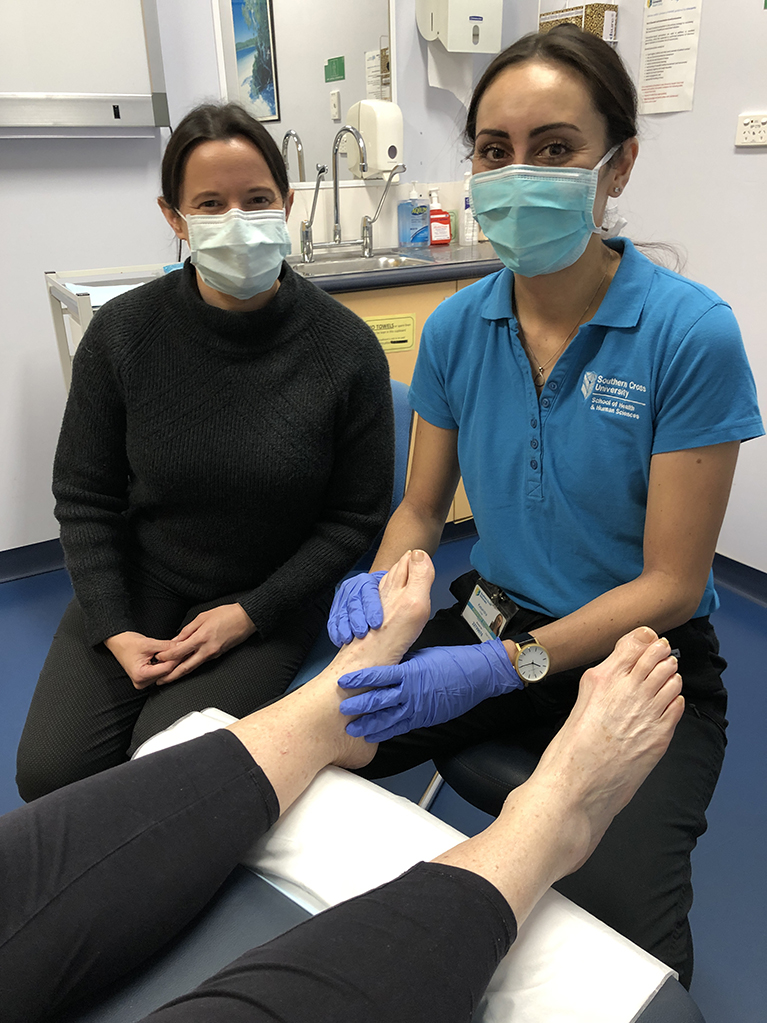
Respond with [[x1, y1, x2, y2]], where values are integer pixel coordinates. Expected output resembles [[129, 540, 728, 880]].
[[517, 269, 608, 388]]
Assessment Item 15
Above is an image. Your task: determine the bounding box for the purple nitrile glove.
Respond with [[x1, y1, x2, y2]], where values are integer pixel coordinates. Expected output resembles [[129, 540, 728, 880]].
[[327, 570, 387, 647], [338, 638, 523, 743]]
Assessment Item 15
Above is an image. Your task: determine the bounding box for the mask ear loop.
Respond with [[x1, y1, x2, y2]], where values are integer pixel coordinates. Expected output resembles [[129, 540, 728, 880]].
[[174, 210, 187, 262], [593, 143, 621, 173], [594, 143, 624, 236]]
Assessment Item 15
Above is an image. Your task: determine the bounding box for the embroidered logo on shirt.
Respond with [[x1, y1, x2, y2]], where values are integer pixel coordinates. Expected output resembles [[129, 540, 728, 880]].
[[584, 372, 647, 422], [581, 371, 597, 400]]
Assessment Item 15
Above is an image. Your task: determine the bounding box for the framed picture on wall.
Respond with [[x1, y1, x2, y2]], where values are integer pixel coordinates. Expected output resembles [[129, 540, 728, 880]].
[[217, 0, 280, 122]]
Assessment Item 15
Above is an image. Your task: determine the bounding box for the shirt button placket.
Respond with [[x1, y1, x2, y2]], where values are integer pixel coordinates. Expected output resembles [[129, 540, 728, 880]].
[[528, 404, 542, 497]]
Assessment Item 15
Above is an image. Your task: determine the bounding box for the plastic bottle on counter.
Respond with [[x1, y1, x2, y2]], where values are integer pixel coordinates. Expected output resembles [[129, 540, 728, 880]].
[[461, 170, 479, 247], [429, 188, 452, 245], [397, 184, 430, 248]]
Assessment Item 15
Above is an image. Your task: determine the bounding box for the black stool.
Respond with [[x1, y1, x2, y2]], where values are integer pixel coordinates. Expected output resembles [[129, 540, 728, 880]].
[[434, 725, 553, 817]]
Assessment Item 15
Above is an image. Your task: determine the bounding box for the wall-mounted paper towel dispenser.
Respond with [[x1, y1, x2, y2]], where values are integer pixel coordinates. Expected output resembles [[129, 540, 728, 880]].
[[415, 0, 503, 54]]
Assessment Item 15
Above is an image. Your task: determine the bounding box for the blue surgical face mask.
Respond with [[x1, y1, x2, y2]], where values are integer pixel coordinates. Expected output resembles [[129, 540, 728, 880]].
[[182, 207, 292, 300], [469, 146, 619, 277]]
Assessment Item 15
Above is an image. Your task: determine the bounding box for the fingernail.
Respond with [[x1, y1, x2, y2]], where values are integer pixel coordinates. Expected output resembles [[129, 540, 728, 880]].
[[411, 549, 425, 563]]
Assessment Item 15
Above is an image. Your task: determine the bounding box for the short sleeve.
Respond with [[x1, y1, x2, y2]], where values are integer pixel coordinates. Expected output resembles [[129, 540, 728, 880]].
[[652, 303, 764, 454]]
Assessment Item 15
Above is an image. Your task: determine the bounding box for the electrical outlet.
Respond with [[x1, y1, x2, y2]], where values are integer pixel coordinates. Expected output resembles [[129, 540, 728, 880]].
[[735, 113, 767, 147], [330, 89, 341, 121]]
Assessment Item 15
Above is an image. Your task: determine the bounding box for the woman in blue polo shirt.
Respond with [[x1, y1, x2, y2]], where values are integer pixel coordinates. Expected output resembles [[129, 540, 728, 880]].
[[327, 26, 763, 986]]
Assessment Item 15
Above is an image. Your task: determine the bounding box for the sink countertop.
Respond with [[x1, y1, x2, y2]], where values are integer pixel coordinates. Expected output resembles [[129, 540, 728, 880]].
[[289, 242, 502, 293]]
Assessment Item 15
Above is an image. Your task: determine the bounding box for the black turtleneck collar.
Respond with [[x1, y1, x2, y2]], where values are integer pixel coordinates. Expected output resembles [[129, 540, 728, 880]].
[[174, 259, 304, 356]]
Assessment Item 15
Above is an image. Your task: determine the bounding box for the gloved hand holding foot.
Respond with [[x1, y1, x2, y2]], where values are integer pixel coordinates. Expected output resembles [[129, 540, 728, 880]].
[[328, 570, 387, 646], [338, 638, 524, 742]]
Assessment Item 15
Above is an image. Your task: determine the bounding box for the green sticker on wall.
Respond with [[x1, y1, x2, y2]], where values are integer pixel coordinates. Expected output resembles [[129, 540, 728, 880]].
[[324, 56, 345, 82]]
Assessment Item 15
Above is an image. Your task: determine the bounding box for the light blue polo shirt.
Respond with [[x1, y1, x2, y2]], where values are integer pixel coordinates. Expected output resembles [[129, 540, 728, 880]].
[[410, 238, 764, 619]]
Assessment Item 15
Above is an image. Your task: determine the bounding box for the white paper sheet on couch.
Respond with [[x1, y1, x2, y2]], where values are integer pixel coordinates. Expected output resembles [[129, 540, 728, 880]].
[[135, 709, 674, 1023]]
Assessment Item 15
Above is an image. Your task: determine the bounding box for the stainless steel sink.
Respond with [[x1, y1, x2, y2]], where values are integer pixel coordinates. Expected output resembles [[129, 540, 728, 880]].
[[290, 252, 434, 277]]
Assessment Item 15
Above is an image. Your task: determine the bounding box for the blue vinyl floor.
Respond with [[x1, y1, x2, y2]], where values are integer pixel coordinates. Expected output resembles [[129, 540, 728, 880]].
[[1, 532, 765, 1023]]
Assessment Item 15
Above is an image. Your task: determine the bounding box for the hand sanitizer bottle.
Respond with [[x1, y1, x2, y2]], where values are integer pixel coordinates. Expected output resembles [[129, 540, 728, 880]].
[[429, 187, 452, 245], [461, 170, 479, 247], [398, 184, 430, 247]]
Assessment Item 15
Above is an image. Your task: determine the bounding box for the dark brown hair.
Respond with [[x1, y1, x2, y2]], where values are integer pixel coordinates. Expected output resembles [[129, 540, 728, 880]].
[[161, 102, 289, 210], [465, 25, 637, 157]]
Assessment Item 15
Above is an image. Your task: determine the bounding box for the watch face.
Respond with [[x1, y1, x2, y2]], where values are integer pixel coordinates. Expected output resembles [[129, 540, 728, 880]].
[[516, 643, 550, 683]]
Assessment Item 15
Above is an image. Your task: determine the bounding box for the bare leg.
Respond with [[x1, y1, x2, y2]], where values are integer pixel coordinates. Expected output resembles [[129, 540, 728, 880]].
[[433, 627, 684, 927], [226, 549, 434, 814]]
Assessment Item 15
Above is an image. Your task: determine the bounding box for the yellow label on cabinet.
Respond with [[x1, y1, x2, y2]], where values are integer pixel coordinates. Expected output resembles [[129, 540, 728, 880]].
[[364, 315, 415, 352]]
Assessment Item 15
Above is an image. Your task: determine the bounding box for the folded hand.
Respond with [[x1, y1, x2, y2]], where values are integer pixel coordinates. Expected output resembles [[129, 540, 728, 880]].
[[104, 632, 178, 690], [152, 603, 257, 684]]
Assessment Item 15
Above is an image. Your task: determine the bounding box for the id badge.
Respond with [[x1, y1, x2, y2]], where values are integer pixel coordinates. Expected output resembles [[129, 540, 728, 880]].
[[461, 578, 518, 642]]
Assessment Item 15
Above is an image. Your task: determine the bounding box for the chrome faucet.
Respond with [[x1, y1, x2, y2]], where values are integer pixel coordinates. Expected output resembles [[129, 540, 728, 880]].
[[361, 164, 406, 257], [331, 126, 368, 244], [281, 129, 306, 182], [300, 132, 399, 262], [300, 163, 328, 263]]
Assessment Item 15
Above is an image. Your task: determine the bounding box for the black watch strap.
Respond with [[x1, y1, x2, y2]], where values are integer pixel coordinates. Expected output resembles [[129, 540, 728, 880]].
[[509, 632, 535, 647]]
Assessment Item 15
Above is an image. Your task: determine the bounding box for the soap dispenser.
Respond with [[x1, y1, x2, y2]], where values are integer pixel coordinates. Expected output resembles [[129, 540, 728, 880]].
[[461, 170, 478, 246], [429, 187, 452, 245], [398, 184, 430, 247]]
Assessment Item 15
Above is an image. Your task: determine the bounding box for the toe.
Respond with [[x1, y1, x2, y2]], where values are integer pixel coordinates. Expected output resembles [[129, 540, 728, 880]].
[[607, 627, 659, 673], [632, 638, 676, 689], [407, 549, 435, 589]]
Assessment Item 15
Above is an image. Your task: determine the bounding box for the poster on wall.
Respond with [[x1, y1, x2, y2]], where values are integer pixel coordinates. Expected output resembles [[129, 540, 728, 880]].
[[229, 0, 280, 121], [538, 2, 619, 45], [638, 0, 703, 115]]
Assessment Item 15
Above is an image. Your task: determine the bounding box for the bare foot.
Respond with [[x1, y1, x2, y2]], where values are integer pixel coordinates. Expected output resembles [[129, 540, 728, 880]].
[[432, 627, 684, 925], [525, 626, 684, 872], [302, 548, 435, 769], [333, 549, 434, 677], [226, 550, 434, 809]]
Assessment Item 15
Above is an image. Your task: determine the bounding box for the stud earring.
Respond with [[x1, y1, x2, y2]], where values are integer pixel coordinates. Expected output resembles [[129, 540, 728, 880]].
[[613, 186, 622, 195]]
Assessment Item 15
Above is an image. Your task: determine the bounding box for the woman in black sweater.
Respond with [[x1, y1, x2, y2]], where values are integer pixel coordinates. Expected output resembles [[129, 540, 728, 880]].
[[16, 103, 394, 801]]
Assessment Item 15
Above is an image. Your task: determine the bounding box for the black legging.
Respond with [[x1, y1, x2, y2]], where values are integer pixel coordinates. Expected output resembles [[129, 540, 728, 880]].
[[16, 566, 332, 801], [1, 730, 515, 1023]]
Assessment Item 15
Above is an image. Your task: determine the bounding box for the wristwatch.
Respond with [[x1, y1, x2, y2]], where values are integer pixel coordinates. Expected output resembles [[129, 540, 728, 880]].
[[508, 633, 550, 684]]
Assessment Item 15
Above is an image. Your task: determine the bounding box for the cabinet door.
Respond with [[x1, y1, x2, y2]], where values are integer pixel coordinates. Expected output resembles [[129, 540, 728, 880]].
[[334, 280, 474, 526], [333, 281, 455, 385], [453, 478, 473, 522]]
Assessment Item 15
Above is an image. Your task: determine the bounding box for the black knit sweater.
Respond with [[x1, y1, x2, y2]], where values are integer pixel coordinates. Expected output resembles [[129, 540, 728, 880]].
[[53, 261, 394, 646]]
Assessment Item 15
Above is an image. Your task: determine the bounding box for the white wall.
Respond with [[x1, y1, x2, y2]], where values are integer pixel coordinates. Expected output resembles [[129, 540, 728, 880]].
[[270, 0, 389, 181], [613, 1, 767, 570], [0, 135, 175, 551], [2, 0, 766, 570]]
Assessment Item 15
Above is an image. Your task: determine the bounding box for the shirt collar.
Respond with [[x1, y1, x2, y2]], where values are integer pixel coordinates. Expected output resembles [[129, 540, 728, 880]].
[[480, 237, 654, 330]]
